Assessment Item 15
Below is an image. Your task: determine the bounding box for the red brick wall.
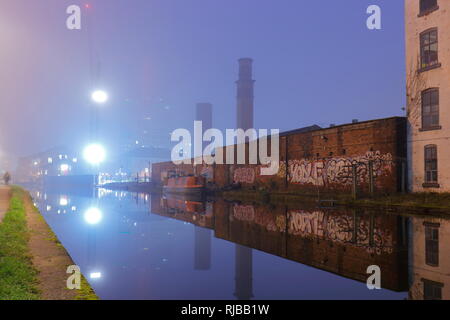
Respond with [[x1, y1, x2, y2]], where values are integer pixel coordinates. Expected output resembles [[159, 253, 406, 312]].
[[152, 117, 407, 195]]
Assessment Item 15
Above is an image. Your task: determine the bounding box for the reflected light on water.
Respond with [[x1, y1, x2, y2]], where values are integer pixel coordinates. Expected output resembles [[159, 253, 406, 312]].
[[90, 272, 102, 279], [59, 196, 68, 206], [84, 207, 103, 225]]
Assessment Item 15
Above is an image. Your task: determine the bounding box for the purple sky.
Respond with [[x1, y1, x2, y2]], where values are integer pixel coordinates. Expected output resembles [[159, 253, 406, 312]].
[[0, 0, 405, 158]]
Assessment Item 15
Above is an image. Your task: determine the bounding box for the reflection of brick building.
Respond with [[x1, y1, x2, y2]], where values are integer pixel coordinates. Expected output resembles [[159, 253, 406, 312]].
[[153, 117, 407, 195], [151, 196, 409, 292], [409, 216, 450, 300]]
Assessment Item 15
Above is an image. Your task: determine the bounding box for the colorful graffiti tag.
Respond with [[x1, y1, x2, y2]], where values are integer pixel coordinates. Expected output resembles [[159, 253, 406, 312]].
[[233, 167, 256, 184], [288, 210, 394, 255], [288, 151, 393, 186], [231, 204, 394, 255]]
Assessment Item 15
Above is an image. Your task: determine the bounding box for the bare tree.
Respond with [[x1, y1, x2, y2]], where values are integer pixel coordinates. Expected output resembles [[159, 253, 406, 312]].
[[406, 57, 427, 128]]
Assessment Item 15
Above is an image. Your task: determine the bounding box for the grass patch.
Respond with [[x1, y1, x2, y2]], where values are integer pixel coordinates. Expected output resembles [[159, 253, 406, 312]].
[[0, 187, 40, 300], [74, 275, 99, 300]]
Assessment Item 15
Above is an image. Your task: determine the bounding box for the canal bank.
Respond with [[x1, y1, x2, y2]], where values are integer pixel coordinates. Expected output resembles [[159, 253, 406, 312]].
[[0, 186, 97, 300], [222, 189, 450, 215]]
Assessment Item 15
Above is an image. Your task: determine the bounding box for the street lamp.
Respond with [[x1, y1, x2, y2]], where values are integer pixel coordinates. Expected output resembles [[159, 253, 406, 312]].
[[83, 144, 106, 165], [91, 90, 108, 104]]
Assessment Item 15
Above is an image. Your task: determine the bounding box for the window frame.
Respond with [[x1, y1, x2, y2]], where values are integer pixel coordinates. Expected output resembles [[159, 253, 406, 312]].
[[421, 88, 440, 130], [422, 278, 443, 300], [424, 222, 439, 267], [419, 28, 440, 71], [424, 145, 438, 186], [419, 0, 439, 17]]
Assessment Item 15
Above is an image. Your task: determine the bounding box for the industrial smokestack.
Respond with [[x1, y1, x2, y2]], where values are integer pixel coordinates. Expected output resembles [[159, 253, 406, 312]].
[[196, 103, 213, 131], [195, 103, 213, 158], [236, 58, 255, 131]]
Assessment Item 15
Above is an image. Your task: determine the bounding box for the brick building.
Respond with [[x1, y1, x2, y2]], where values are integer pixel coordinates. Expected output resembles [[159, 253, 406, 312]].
[[152, 117, 407, 195], [406, 0, 450, 192]]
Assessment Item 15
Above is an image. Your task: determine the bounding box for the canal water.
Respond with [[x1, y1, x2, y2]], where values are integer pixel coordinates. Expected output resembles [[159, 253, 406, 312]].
[[29, 187, 445, 300]]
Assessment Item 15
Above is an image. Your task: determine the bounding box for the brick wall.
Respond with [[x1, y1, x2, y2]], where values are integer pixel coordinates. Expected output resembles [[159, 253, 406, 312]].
[[152, 117, 407, 195]]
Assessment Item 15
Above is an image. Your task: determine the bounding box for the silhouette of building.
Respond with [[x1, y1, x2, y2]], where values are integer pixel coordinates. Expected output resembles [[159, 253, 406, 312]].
[[236, 58, 255, 131], [194, 227, 212, 270]]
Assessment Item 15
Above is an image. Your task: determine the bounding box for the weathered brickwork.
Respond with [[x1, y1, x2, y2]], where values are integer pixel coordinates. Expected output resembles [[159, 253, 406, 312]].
[[152, 117, 407, 195], [150, 197, 409, 291]]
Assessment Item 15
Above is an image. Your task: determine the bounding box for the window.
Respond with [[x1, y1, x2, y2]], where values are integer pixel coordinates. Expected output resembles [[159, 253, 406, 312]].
[[420, 29, 439, 70], [420, 0, 438, 15], [424, 145, 438, 184], [422, 89, 439, 129], [425, 223, 439, 266], [422, 279, 442, 300]]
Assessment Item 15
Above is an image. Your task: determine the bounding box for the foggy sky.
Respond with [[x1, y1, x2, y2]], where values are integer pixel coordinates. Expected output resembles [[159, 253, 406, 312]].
[[0, 0, 405, 160]]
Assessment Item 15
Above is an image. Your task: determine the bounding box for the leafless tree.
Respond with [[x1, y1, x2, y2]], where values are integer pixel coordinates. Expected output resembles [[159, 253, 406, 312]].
[[406, 57, 427, 128]]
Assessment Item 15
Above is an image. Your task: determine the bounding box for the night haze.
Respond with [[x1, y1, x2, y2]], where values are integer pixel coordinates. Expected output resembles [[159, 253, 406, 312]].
[[3, 0, 449, 306], [0, 0, 404, 159]]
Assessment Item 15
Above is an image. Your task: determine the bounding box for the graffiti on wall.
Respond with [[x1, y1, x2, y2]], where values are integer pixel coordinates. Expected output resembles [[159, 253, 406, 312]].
[[233, 204, 255, 221], [231, 204, 394, 255], [288, 151, 393, 186], [288, 210, 394, 255], [233, 167, 256, 184], [232, 204, 286, 232]]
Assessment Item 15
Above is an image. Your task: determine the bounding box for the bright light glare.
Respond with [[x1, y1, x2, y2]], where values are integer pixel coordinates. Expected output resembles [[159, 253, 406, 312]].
[[59, 197, 68, 206], [83, 144, 106, 165], [84, 207, 102, 225], [60, 164, 69, 172], [91, 90, 108, 104], [90, 272, 102, 279]]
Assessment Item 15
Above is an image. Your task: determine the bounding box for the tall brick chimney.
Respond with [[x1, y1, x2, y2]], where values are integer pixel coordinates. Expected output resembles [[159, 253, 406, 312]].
[[236, 58, 255, 130], [195, 103, 213, 132]]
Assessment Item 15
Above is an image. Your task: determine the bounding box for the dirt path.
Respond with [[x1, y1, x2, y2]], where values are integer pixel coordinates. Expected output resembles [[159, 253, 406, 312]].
[[23, 192, 79, 300], [0, 186, 11, 223]]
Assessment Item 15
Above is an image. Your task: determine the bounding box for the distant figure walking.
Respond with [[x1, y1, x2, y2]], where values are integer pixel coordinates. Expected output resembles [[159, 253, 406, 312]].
[[3, 172, 11, 185]]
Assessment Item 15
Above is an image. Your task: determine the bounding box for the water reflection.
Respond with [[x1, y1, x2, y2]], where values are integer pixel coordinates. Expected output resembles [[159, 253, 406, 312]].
[[29, 188, 450, 300]]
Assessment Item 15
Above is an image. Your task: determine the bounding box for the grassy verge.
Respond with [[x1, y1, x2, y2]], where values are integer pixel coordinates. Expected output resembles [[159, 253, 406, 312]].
[[26, 192, 99, 300], [0, 186, 99, 300], [0, 186, 40, 300]]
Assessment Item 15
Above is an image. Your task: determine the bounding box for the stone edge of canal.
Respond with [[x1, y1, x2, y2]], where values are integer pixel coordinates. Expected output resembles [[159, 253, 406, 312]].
[[1, 186, 98, 300]]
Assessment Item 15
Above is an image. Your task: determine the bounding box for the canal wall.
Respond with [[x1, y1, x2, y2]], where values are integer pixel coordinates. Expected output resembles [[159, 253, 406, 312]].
[[152, 117, 407, 195]]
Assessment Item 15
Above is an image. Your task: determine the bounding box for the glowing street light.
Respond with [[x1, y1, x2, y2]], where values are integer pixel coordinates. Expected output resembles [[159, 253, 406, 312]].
[[83, 144, 106, 165], [84, 207, 103, 225], [91, 90, 108, 104], [90, 272, 102, 279]]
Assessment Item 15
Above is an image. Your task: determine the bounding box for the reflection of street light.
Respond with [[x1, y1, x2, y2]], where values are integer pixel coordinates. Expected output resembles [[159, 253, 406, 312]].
[[91, 90, 108, 104], [59, 196, 68, 206], [83, 144, 106, 165], [84, 207, 102, 225]]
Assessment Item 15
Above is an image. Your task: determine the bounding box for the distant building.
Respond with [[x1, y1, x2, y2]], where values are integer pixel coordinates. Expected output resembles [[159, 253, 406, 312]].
[[114, 146, 170, 179], [406, 0, 450, 192], [15, 146, 86, 183]]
